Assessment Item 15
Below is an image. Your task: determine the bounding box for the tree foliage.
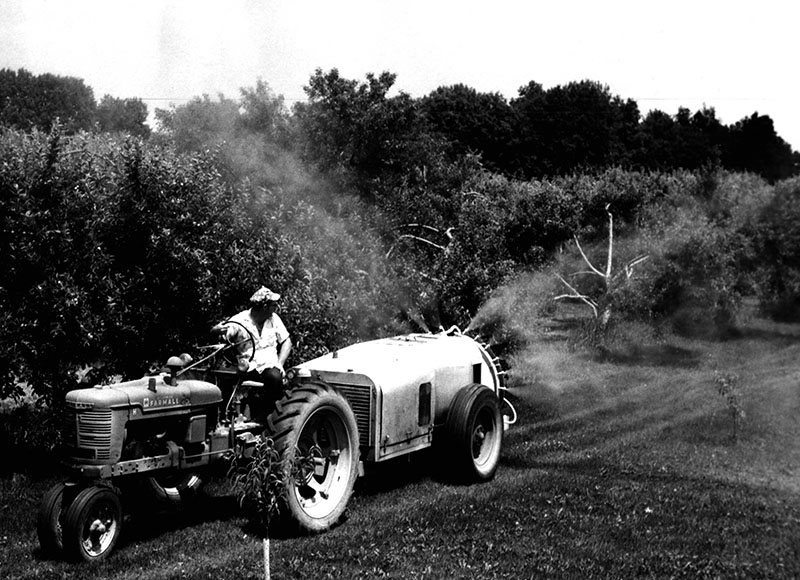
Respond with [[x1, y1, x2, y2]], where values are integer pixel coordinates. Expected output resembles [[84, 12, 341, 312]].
[[420, 84, 515, 173], [509, 80, 641, 177], [723, 113, 798, 182], [634, 107, 726, 171], [154, 94, 240, 153], [3, 66, 797, 182], [96, 95, 150, 137], [749, 177, 800, 319], [0, 68, 154, 139], [292, 68, 432, 197], [0, 68, 96, 133], [0, 127, 353, 402], [239, 80, 290, 140]]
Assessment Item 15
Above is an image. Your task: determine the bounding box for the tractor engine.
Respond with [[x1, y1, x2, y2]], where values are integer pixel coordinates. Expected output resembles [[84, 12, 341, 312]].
[[62, 372, 223, 471]]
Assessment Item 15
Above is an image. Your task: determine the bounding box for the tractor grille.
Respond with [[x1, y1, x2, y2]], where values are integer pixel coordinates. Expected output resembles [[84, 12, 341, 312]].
[[65, 408, 114, 460], [336, 385, 373, 448]]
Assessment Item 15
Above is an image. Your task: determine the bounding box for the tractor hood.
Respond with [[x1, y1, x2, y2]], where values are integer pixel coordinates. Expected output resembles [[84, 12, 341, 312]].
[[65, 375, 222, 412]]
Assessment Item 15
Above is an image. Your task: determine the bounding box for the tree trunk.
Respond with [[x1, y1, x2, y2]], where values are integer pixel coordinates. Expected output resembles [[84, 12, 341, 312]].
[[263, 537, 270, 580]]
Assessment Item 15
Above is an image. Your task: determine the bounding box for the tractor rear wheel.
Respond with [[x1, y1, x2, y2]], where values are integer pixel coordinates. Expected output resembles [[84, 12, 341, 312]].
[[265, 382, 360, 534], [62, 485, 123, 562], [443, 383, 503, 482], [37, 481, 80, 557]]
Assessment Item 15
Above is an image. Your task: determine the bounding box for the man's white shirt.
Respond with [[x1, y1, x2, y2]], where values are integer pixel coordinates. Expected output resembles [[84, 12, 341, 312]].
[[227, 310, 290, 372]]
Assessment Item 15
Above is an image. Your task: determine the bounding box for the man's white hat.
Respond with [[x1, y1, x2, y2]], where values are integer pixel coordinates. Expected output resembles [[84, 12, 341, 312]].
[[249, 286, 281, 306]]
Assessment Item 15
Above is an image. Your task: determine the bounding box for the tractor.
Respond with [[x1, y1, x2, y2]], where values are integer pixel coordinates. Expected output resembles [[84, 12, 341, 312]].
[[37, 325, 513, 562]]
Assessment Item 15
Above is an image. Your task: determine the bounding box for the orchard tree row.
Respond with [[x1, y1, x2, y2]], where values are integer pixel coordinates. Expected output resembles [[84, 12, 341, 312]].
[[1, 67, 800, 434]]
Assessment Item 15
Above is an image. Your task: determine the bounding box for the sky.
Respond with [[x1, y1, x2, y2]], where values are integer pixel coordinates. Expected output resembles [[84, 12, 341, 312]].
[[1, 0, 797, 149]]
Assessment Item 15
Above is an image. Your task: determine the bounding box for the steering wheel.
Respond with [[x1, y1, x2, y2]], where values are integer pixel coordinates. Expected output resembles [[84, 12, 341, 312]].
[[219, 319, 257, 367]]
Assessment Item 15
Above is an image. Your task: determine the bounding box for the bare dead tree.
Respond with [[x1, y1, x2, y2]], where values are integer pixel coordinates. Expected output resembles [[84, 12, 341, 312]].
[[555, 205, 648, 331]]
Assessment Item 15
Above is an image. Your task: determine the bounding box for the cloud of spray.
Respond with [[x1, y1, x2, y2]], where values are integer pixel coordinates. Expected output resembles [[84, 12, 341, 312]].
[[464, 267, 612, 409], [219, 131, 419, 344], [467, 270, 559, 347]]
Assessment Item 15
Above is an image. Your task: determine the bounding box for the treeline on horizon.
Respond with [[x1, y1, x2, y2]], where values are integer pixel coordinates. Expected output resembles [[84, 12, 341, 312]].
[[1, 67, 798, 182], [1, 66, 800, 441]]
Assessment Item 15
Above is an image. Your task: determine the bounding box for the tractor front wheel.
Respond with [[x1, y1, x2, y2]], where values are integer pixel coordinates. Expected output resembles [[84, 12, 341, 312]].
[[62, 485, 123, 562], [443, 383, 503, 482], [266, 382, 360, 534], [37, 481, 81, 557]]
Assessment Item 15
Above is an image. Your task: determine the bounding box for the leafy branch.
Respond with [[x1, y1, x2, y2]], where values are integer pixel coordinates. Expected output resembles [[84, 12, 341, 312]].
[[229, 438, 285, 529], [228, 438, 322, 579]]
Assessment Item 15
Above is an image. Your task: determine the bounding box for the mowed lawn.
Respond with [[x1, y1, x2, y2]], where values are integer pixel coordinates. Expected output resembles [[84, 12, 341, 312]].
[[2, 315, 799, 579]]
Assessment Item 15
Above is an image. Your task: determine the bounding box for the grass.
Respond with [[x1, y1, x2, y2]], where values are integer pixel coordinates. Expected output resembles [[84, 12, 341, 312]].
[[2, 314, 800, 579]]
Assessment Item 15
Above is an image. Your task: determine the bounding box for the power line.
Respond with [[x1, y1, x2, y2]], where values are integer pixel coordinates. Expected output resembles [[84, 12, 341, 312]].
[[137, 96, 309, 103]]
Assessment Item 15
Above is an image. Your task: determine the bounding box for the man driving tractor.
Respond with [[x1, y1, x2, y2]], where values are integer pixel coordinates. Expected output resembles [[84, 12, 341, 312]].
[[213, 286, 292, 419]]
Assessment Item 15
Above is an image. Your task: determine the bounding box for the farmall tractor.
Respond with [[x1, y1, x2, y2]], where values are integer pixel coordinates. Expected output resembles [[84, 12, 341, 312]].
[[38, 326, 512, 562]]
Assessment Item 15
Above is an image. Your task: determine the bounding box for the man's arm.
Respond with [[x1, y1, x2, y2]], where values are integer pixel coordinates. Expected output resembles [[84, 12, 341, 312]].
[[277, 336, 292, 371], [210, 322, 242, 346], [211, 320, 251, 372]]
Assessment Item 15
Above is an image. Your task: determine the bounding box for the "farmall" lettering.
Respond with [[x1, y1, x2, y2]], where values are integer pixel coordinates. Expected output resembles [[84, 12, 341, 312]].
[[143, 395, 181, 408]]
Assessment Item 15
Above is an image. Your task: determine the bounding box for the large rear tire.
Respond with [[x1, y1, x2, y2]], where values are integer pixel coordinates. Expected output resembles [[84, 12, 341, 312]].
[[37, 481, 80, 557], [265, 382, 360, 534], [63, 485, 123, 562], [443, 383, 503, 482]]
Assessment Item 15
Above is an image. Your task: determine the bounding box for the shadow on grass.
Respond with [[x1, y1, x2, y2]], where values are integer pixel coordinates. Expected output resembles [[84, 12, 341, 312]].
[[733, 325, 800, 343], [117, 493, 240, 548], [355, 450, 438, 496], [599, 343, 702, 368], [507, 453, 800, 510], [500, 396, 732, 477]]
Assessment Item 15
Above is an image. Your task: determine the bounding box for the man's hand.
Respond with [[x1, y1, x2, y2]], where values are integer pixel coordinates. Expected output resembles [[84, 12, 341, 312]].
[[211, 323, 230, 343]]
